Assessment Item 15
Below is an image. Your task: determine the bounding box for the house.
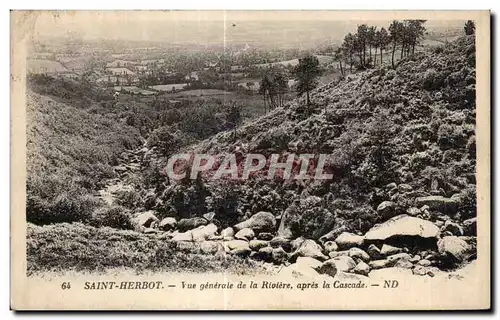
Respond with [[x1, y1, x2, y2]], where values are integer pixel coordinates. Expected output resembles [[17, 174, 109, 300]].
[[107, 67, 135, 76]]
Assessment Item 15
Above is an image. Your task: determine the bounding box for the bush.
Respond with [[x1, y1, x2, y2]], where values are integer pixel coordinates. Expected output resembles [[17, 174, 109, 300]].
[[422, 69, 446, 90], [90, 206, 134, 230]]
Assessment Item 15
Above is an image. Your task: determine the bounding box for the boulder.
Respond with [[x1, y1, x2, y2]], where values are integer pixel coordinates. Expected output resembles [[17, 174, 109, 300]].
[[203, 211, 216, 222], [221, 227, 235, 238], [364, 215, 440, 241], [334, 232, 364, 250], [443, 220, 464, 236], [352, 261, 371, 276], [272, 247, 289, 264], [295, 257, 323, 270], [410, 255, 421, 263], [290, 239, 328, 262], [415, 196, 460, 214], [406, 207, 421, 216], [132, 211, 158, 229], [316, 260, 338, 277], [234, 211, 276, 233], [249, 239, 269, 251], [225, 240, 250, 252], [386, 253, 412, 266], [235, 228, 255, 241], [291, 237, 306, 252], [177, 217, 207, 232], [330, 256, 357, 272], [230, 247, 252, 257], [143, 228, 158, 234], [323, 241, 339, 253], [380, 244, 403, 256], [437, 236, 470, 262], [463, 218, 477, 236], [256, 246, 273, 262], [394, 259, 413, 269], [200, 241, 220, 255], [279, 261, 320, 278], [367, 244, 383, 260], [270, 237, 292, 251], [413, 265, 441, 277], [369, 259, 391, 270], [257, 232, 274, 241], [417, 259, 432, 267], [158, 217, 177, 231], [191, 223, 218, 242], [377, 201, 398, 218], [348, 247, 370, 263], [328, 250, 350, 259], [172, 229, 196, 242], [318, 226, 349, 244]]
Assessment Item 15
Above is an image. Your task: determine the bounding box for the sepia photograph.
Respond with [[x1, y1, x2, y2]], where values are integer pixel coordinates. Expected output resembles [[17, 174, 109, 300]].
[[10, 10, 490, 310]]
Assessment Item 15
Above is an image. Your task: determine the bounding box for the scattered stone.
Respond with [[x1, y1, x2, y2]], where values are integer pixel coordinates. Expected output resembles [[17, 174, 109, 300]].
[[172, 230, 195, 242], [272, 247, 289, 264], [463, 218, 477, 236], [352, 261, 371, 276], [257, 232, 274, 241], [249, 239, 269, 251], [143, 228, 158, 234], [221, 227, 235, 238], [177, 217, 207, 232], [290, 239, 328, 262], [256, 246, 273, 261], [158, 217, 177, 231], [386, 253, 412, 266], [191, 223, 218, 242], [323, 241, 338, 253], [207, 235, 224, 241], [434, 221, 444, 228], [369, 259, 391, 270], [225, 240, 250, 251], [270, 237, 292, 251], [438, 236, 471, 262], [406, 207, 421, 216], [200, 241, 220, 255], [394, 260, 413, 269], [318, 226, 349, 245], [203, 211, 216, 222], [230, 247, 251, 257], [290, 237, 306, 252], [280, 261, 320, 278], [398, 184, 413, 192], [418, 259, 432, 267], [296, 257, 323, 269], [132, 211, 158, 229], [367, 244, 383, 260], [443, 220, 464, 236], [413, 265, 441, 277], [235, 228, 255, 241], [410, 255, 421, 263], [377, 201, 398, 218], [364, 215, 440, 241], [234, 211, 276, 233], [316, 260, 337, 277], [320, 256, 356, 273], [329, 250, 350, 258], [348, 247, 370, 262], [415, 196, 460, 214], [334, 232, 364, 250], [380, 244, 403, 256]]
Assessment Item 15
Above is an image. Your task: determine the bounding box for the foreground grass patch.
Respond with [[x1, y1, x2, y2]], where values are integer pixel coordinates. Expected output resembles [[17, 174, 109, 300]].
[[27, 223, 264, 276]]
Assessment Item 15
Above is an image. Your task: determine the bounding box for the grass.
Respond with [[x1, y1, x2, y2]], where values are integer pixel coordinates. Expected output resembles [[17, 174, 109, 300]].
[[27, 223, 265, 276]]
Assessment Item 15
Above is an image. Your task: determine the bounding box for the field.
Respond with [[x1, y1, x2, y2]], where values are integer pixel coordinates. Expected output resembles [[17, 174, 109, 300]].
[[114, 86, 156, 95], [151, 84, 188, 92], [27, 59, 68, 74]]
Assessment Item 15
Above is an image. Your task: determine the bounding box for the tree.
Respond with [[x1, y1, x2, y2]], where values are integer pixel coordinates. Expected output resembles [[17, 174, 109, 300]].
[[357, 24, 369, 67], [464, 20, 475, 35], [342, 33, 356, 73], [367, 26, 377, 66], [334, 47, 344, 76], [389, 20, 403, 68], [378, 27, 390, 65], [293, 54, 322, 107]]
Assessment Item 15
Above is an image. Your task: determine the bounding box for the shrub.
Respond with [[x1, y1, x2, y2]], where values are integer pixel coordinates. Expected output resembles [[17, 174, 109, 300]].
[[90, 206, 134, 230]]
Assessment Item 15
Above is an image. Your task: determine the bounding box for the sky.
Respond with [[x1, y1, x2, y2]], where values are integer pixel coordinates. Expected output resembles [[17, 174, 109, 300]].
[[25, 11, 467, 49]]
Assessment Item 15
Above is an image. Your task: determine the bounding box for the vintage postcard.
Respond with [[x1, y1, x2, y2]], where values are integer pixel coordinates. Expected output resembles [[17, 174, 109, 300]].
[[10, 10, 490, 310]]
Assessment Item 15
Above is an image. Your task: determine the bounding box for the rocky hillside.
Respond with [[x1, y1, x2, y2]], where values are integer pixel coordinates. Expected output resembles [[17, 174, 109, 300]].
[[120, 35, 477, 277]]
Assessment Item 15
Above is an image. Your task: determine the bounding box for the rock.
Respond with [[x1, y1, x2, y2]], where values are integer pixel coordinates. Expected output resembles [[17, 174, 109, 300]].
[[437, 236, 470, 262], [230, 247, 251, 257], [320, 256, 356, 274], [385, 182, 397, 190], [443, 220, 464, 236], [323, 241, 338, 253], [191, 223, 218, 242], [143, 228, 158, 234], [406, 207, 421, 216], [328, 250, 350, 258], [221, 227, 235, 238], [225, 240, 250, 251], [249, 239, 269, 251], [364, 215, 440, 241], [367, 244, 383, 260], [348, 247, 370, 262], [434, 221, 444, 228], [413, 265, 441, 277], [318, 226, 349, 245], [200, 241, 220, 255], [234, 211, 276, 233], [398, 184, 413, 192], [290, 237, 306, 252], [316, 260, 338, 277], [386, 253, 412, 266], [290, 239, 328, 262], [203, 211, 216, 222], [272, 247, 288, 264], [177, 217, 207, 232], [172, 229, 196, 242], [415, 196, 460, 214], [369, 259, 391, 270], [158, 217, 177, 231], [377, 201, 398, 218], [463, 218, 477, 236], [270, 237, 292, 251], [410, 255, 421, 263], [280, 262, 320, 278], [394, 260, 413, 269], [235, 228, 255, 241], [175, 241, 199, 253], [441, 231, 454, 237], [256, 247, 273, 262], [334, 232, 364, 250], [207, 235, 224, 241], [380, 244, 403, 256], [418, 259, 432, 267], [132, 211, 158, 229], [257, 232, 274, 241], [295, 257, 323, 269], [353, 261, 371, 276]]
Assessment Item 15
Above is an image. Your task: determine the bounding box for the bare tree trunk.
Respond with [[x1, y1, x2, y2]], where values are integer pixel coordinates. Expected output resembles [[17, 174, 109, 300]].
[[339, 61, 344, 76], [373, 47, 377, 66], [391, 42, 396, 68], [306, 90, 310, 106], [380, 48, 383, 65]]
